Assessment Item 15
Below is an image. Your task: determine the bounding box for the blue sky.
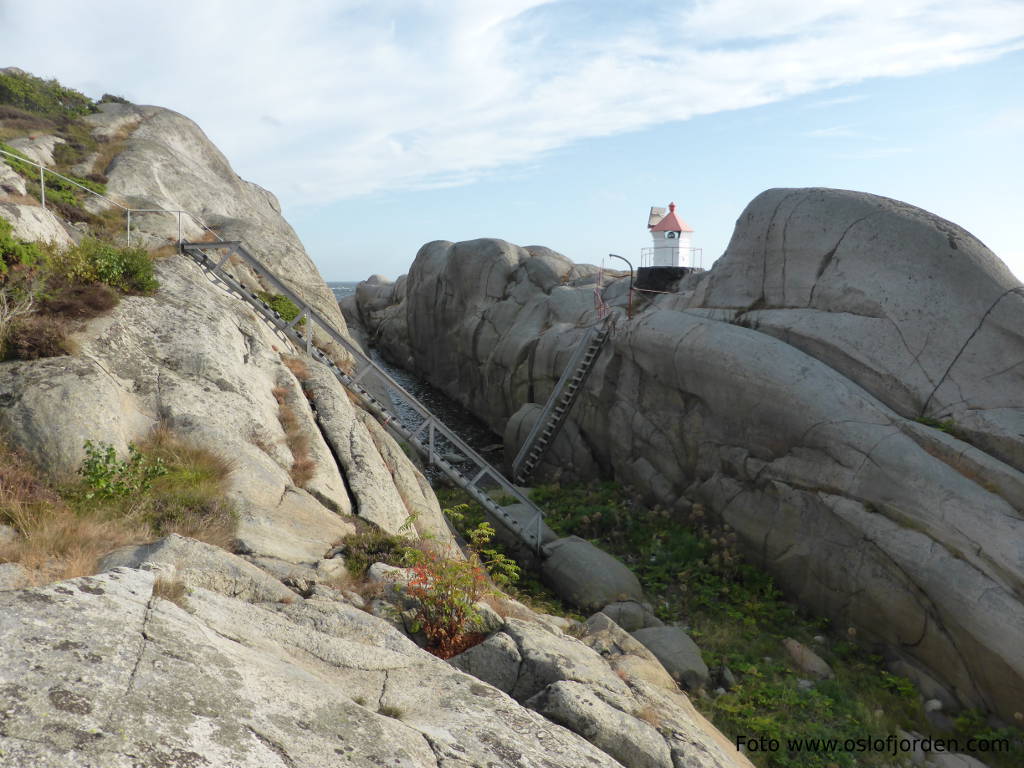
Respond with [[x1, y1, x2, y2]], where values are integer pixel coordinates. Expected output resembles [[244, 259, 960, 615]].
[[2, 1, 1022, 280]]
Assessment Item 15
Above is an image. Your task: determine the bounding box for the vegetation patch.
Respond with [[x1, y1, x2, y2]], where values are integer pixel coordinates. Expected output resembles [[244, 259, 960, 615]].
[[0, 71, 95, 120], [437, 481, 1021, 767], [0, 426, 236, 585], [0, 218, 158, 361], [435, 486, 584, 620], [403, 510, 519, 658], [334, 520, 411, 578], [271, 383, 316, 486], [258, 291, 304, 327]]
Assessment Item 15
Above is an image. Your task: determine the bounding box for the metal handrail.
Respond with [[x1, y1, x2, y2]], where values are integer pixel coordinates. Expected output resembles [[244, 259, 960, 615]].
[[183, 240, 550, 553], [639, 246, 703, 269], [2, 145, 551, 550], [0, 146, 221, 245]]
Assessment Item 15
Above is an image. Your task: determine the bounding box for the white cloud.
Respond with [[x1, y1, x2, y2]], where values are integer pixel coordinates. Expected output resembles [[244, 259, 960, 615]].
[[2, 0, 1022, 206]]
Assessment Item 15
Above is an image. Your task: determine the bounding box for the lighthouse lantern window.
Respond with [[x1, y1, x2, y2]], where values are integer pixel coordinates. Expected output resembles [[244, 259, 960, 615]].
[[666, 231, 677, 239]]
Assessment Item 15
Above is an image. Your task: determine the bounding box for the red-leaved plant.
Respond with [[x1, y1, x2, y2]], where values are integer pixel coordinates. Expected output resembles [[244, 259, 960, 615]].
[[402, 507, 519, 658]]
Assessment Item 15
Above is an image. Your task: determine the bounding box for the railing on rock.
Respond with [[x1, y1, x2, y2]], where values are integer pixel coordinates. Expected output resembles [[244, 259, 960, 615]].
[[0, 146, 218, 245], [181, 241, 549, 554], [1, 144, 551, 553]]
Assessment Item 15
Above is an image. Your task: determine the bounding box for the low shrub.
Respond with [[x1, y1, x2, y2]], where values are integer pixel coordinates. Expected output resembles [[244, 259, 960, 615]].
[[40, 280, 118, 319], [79, 440, 168, 500], [335, 522, 411, 578], [0, 70, 95, 119], [272, 383, 316, 486], [403, 513, 519, 658], [4, 314, 75, 360], [258, 291, 304, 326]]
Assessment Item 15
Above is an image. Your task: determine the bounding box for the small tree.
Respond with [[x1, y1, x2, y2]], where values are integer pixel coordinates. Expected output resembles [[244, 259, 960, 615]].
[[403, 509, 519, 658]]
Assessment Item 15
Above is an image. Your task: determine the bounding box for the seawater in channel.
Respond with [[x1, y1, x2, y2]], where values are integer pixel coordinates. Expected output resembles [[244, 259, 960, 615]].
[[329, 282, 505, 478]]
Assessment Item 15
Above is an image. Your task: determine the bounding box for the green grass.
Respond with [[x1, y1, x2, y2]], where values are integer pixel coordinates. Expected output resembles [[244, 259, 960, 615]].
[[334, 521, 411, 578], [435, 481, 1022, 768]]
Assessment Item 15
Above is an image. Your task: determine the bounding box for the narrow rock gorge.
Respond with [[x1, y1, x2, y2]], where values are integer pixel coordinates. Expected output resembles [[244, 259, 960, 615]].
[[353, 190, 1024, 726]]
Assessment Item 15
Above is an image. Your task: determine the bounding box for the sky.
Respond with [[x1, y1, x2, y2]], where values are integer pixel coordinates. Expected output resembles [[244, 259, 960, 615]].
[[1, 0, 1022, 281]]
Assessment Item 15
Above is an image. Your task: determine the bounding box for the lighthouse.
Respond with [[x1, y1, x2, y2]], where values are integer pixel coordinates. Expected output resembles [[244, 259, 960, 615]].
[[647, 202, 694, 267]]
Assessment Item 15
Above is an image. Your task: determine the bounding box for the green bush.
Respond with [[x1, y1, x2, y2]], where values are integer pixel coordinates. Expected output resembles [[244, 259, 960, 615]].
[[47, 238, 158, 294], [0, 217, 44, 279], [0, 70, 95, 119], [257, 291, 305, 326], [78, 440, 168, 500]]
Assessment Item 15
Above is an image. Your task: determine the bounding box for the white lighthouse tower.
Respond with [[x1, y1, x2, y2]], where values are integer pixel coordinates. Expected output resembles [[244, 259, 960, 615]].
[[647, 202, 694, 267]]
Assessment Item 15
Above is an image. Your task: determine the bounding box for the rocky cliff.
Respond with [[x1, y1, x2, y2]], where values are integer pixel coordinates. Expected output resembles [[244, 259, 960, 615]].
[[354, 189, 1024, 725], [1, 80, 752, 767]]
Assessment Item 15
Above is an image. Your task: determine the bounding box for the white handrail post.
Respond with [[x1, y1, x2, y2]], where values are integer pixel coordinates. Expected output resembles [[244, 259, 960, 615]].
[[126, 210, 131, 246], [177, 211, 182, 247], [39, 165, 45, 208]]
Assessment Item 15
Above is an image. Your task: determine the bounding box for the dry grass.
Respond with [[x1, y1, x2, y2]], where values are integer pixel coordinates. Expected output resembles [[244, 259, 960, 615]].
[[0, 425, 237, 586], [149, 244, 179, 260], [635, 705, 664, 730], [272, 383, 316, 487], [88, 121, 138, 179], [4, 315, 78, 360], [39, 281, 119, 319], [281, 354, 310, 380], [152, 574, 188, 608], [131, 424, 237, 550], [0, 437, 147, 585], [0, 192, 42, 206]]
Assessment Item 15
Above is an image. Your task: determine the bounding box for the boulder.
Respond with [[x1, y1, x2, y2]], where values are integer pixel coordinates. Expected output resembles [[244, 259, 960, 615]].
[[632, 626, 710, 691], [600, 600, 663, 632], [502, 617, 632, 703], [541, 535, 644, 612], [6, 135, 65, 166], [782, 637, 834, 679], [0, 162, 27, 196], [0, 202, 73, 248], [582, 612, 677, 691], [99, 534, 295, 603], [528, 680, 672, 768], [449, 631, 522, 693]]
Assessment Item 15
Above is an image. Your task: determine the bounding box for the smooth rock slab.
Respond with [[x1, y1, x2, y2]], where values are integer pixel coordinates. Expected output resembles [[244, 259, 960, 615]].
[[99, 533, 295, 604], [0, 569, 624, 768], [448, 631, 522, 693]]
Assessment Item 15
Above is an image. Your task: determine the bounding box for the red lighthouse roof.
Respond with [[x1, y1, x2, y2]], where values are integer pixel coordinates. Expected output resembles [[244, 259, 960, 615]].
[[650, 202, 693, 233]]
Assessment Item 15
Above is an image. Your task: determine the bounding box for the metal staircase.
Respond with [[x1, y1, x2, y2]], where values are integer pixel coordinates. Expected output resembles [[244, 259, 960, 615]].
[[511, 320, 611, 484], [181, 240, 549, 553]]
